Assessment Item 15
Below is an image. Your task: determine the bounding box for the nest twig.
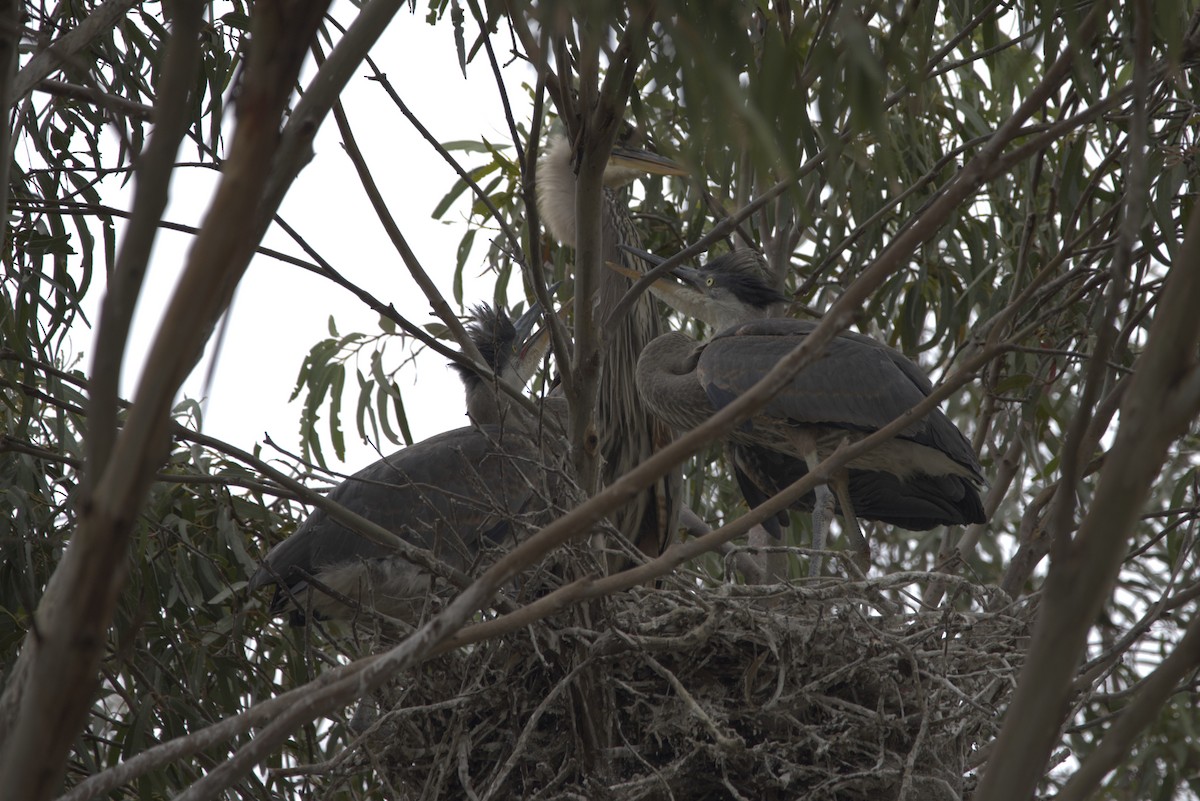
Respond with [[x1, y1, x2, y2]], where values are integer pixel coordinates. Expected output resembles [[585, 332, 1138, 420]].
[[316, 567, 1029, 800]]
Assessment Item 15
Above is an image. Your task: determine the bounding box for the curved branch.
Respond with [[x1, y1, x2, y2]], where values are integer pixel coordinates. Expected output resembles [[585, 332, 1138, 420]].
[[317, 40, 487, 370], [364, 66, 528, 267]]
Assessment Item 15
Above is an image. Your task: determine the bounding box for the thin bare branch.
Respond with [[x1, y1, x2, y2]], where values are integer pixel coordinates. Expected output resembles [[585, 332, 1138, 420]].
[[364, 67, 527, 265], [32, 77, 154, 119], [317, 42, 487, 370], [975, 138, 1200, 801], [85, 4, 203, 493]]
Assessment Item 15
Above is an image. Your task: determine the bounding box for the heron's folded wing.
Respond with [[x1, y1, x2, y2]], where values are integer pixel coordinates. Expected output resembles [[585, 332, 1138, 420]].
[[698, 323, 929, 434], [250, 425, 542, 595], [698, 321, 981, 478]]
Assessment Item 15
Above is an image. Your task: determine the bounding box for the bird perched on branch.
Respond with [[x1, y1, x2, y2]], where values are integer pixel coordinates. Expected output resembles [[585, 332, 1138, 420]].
[[537, 134, 687, 563], [248, 303, 562, 625], [623, 247, 986, 576]]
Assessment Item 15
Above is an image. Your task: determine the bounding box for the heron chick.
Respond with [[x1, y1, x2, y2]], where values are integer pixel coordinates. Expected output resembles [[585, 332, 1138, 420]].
[[248, 304, 559, 625], [453, 303, 547, 427], [624, 248, 986, 577]]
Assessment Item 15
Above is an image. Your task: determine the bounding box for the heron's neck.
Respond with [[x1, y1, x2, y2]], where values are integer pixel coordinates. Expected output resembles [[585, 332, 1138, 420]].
[[650, 285, 774, 332], [636, 332, 712, 433], [536, 137, 578, 245], [462, 362, 519, 426], [708, 303, 771, 333]]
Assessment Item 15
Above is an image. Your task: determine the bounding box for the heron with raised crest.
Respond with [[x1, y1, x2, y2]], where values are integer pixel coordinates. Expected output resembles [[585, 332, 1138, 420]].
[[248, 303, 562, 624]]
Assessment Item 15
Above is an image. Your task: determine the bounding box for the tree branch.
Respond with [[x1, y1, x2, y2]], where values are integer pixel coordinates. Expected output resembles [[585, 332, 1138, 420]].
[[974, 120, 1200, 801], [1055, 608, 1200, 801], [0, 6, 333, 800], [0, 0, 22, 248], [31, 77, 154, 119], [10, 0, 137, 100], [520, 31, 577, 399], [84, 3, 203, 495], [317, 42, 487, 370]]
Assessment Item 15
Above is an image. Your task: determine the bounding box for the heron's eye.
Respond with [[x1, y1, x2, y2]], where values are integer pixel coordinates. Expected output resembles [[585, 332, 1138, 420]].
[[705, 276, 715, 287]]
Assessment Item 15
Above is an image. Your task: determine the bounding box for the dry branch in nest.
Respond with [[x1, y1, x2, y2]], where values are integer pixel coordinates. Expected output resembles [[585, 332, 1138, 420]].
[[318, 569, 1030, 800]]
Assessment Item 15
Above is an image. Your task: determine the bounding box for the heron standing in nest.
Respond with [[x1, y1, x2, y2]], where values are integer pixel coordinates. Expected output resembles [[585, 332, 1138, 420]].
[[623, 247, 987, 577], [536, 134, 688, 564]]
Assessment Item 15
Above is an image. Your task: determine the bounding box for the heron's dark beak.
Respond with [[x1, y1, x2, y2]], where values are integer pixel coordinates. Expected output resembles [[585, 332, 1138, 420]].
[[509, 302, 545, 386], [609, 248, 717, 323], [514, 280, 567, 357], [616, 245, 704, 291], [608, 147, 688, 177], [514, 286, 573, 377], [669, 266, 706, 290], [617, 244, 665, 268], [512, 302, 542, 357]]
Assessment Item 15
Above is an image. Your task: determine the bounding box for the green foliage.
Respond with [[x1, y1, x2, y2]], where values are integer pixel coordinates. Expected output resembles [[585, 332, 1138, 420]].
[[291, 317, 416, 466], [4, 1, 1200, 798]]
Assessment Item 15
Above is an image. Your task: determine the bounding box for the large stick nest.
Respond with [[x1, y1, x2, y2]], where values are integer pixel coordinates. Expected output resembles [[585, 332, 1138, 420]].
[[335, 571, 1029, 800]]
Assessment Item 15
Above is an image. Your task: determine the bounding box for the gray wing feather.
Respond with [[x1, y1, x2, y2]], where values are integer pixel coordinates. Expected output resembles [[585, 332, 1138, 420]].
[[698, 320, 979, 475], [732, 442, 985, 529], [249, 425, 539, 598]]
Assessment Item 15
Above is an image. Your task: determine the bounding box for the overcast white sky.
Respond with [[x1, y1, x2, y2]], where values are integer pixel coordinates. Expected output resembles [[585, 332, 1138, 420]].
[[79, 8, 535, 472]]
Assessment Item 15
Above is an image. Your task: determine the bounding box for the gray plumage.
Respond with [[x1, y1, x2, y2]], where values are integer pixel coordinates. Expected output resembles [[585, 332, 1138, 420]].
[[693, 318, 983, 481], [729, 442, 984, 535], [536, 136, 684, 560], [633, 249, 986, 572], [247, 426, 544, 624], [248, 305, 558, 624]]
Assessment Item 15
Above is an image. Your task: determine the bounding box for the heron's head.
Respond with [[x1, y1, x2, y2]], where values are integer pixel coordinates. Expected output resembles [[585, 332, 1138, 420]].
[[619, 247, 788, 331], [455, 303, 542, 391], [604, 143, 688, 187], [536, 135, 686, 245]]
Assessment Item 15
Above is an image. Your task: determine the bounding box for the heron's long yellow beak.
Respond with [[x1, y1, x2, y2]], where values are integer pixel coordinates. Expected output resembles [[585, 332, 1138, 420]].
[[606, 260, 643, 281], [608, 147, 688, 177], [518, 296, 575, 368], [605, 260, 701, 311], [609, 257, 720, 323]]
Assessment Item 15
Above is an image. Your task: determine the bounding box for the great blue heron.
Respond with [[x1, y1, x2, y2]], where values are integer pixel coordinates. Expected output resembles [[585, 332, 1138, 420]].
[[453, 304, 553, 427], [537, 135, 686, 562], [248, 304, 559, 625], [625, 248, 986, 576]]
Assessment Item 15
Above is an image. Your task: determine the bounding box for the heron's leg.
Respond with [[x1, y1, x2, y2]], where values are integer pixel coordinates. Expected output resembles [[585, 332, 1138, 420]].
[[807, 449, 834, 577], [832, 469, 871, 575], [809, 485, 836, 577]]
